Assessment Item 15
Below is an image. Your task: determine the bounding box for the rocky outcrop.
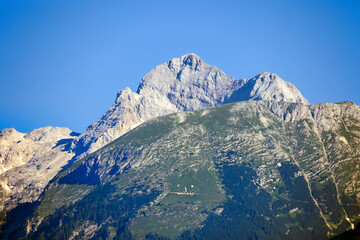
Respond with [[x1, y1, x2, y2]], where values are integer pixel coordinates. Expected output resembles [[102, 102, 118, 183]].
[[0, 127, 79, 210], [0, 127, 76, 174]]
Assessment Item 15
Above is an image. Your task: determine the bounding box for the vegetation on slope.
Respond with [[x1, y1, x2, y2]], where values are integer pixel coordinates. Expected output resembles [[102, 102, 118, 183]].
[[2, 100, 360, 239]]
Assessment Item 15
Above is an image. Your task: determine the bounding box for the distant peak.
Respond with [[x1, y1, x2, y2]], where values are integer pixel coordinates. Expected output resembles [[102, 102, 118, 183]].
[[0, 128, 20, 135]]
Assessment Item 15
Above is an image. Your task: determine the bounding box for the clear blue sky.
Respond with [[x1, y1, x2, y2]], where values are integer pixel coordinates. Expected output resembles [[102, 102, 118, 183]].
[[1, 0, 359, 133]]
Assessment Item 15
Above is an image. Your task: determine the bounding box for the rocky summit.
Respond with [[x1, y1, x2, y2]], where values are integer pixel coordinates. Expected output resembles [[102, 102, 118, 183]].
[[76, 53, 308, 156], [1, 54, 357, 240]]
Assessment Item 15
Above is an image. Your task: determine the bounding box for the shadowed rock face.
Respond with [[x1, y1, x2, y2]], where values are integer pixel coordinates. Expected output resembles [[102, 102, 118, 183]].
[[8, 100, 360, 240], [76, 53, 309, 155]]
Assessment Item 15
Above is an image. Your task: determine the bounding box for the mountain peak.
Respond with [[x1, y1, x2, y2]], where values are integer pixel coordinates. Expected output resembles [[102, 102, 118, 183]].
[[78, 54, 309, 155], [179, 53, 202, 64], [256, 72, 279, 79], [167, 53, 207, 73], [179, 52, 200, 59], [0, 128, 20, 135], [249, 72, 309, 104]]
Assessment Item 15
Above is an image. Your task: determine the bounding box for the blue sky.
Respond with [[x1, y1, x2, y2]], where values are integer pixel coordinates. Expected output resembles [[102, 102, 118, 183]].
[[1, 0, 359, 133]]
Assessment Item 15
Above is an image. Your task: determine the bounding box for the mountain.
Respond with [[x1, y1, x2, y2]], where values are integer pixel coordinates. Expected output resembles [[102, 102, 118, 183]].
[[0, 54, 309, 214], [76, 53, 308, 156], [0, 127, 74, 174], [0, 54, 310, 214], [0, 127, 79, 210], [0, 53, 316, 237], [3, 100, 360, 239]]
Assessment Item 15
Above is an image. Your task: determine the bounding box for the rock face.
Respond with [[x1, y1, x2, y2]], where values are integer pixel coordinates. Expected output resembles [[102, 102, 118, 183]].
[[0, 127, 79, 210], [8, 100, 360, 240], [76, 53, 308, 155], [0, 127, 74, 174]]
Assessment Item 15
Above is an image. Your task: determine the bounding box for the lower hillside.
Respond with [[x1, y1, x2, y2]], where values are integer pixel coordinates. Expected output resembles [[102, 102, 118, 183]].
[[2, 100, 360, 239]]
